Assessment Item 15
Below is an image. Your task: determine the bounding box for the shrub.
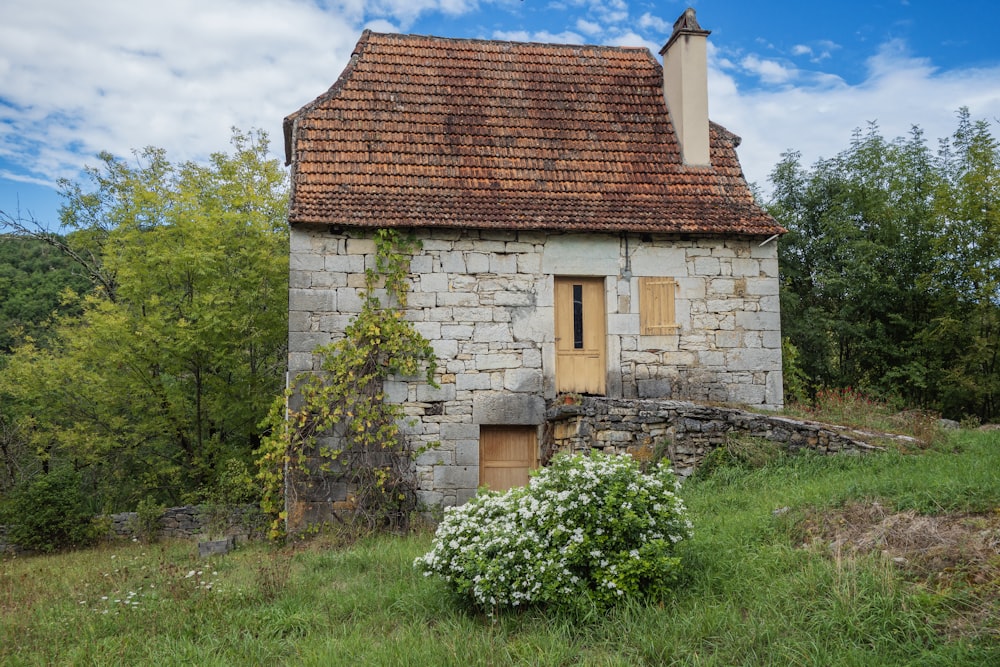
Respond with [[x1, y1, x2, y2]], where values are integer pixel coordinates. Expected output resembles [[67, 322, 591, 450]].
[[3, 468, 99, 552], [128, 496, 165, 544], [414, 452, 692, 613]]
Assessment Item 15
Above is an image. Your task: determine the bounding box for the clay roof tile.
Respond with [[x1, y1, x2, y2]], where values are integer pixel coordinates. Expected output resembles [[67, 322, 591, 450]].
[[284, 31, 784, 236]]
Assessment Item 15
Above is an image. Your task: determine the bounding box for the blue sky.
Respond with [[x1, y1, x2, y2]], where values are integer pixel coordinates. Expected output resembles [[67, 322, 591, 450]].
[[2, 0, 1000, 230]]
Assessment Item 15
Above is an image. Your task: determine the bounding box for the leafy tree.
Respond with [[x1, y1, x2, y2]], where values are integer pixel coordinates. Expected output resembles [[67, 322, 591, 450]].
[[770, 110, 1000, 420], [0, 129, 288, 508], [0, 235, 92, 352]]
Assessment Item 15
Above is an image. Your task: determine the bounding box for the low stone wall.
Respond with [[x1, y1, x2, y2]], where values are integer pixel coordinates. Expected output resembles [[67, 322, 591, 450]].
[[546, 397, 889, 477], [1, 504, 264, 554], [109, 504, 264, 541]]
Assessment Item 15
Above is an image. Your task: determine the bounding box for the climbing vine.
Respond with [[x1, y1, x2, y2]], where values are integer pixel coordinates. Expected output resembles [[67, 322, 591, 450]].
[[257, 229, 437, 539]]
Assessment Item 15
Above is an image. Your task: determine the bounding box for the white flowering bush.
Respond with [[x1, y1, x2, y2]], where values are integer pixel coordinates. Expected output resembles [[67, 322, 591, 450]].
[[414, 452, 693, 612]]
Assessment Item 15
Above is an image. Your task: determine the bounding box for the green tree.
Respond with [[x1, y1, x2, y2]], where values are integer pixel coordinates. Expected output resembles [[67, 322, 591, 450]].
[[0, 129, 288, 508], [0, 235, 92, 352], [770, 111, 1000, 420]]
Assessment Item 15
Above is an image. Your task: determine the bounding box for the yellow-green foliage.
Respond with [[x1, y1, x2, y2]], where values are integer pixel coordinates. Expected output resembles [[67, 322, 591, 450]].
[[257, 229, 436, 539]]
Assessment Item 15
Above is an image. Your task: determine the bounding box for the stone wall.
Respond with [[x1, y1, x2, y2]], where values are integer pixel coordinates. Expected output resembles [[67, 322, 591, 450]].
[[0, 505, 263, 554], [107, 504, 263, 541], [288, 225, 782, 512], [547, 397, 886, 476]]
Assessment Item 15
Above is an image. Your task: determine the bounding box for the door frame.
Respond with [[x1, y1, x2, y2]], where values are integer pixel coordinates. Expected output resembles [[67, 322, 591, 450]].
[[553, 275, 607, 395]]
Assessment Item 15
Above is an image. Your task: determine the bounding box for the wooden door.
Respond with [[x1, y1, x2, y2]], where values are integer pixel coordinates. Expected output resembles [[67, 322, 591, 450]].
[[479, 426, 538, 491], [554, 277, 606, 395]]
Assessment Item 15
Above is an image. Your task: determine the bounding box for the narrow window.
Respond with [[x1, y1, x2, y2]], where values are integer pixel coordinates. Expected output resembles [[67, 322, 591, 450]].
[[572, 283, 584, 349], [640, 277, 677, 334]]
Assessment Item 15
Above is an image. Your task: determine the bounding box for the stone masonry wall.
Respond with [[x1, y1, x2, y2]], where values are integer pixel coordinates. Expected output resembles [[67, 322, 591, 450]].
[[547, 397, 884, 477], [288, 226, 782, 512], [0, 505, 262, 554]]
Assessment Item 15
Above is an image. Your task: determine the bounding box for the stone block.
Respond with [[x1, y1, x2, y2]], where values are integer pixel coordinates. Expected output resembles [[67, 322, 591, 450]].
[[489, 253, 517, 274], [452, 307, 493, 322], [494, 290, 534, 307], [418, 272, 449, 293], [746, 277, 779, 296], [765, 370, 784, 408], [473, 322, 513, 343], [728, 382, 766, 405], [417, 382, 456, 402], [457, 373, 491, 390], [441, 422, 480, 440], [638, 378, 672, 398], [541, 235, 618, 274], [433, 465, 478, 490], [383, 380, 410, 403], [289, 253, 324, 271], [607, 313, 640, 335], [431, 338, 458, 359], [410, 254, 432, 274], [735, 311, 781, 331], [413, 321, 442, 340], [693, 257, 721, 276], [503, 368, 542, 392], [465, 252, 490, 273], [726, 348, 782, 371], [511, 307, 551, 342], [288, 332, 329, 354], [455, 440, 479, 466], [415, 447, 453, 466], [289, 288, 336, 312], [345, 237, 376, 255], [456, 488, 479, 505], [475, 352, 521, 370], [335, 288, 363, 313], [325, 254, 364, 273], [517, 253, 542, 273], [630, 245, 687, 275], [318, 313, 353, 334], [473, 393, 544, 424], [715, 331, 742, 348]]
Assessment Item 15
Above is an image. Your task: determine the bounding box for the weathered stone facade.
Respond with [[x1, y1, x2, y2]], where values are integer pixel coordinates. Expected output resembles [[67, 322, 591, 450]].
[[288, 225, 782, 508]]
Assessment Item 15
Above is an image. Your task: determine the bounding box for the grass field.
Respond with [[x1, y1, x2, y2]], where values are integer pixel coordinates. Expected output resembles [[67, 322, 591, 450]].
[[2, 429, 999, 665]]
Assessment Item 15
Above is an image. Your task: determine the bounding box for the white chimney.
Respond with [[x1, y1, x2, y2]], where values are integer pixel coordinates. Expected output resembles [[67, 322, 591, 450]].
[[659, 8, 711, 167]]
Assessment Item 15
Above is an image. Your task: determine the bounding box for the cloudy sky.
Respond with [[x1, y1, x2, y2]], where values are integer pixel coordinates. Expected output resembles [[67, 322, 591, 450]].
[[2, 0, 1000, 229]]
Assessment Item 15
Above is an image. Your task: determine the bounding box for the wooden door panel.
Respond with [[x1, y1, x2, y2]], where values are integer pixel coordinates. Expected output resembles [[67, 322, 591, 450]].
[[479, 426, 538, 492], [554, 277, 606, 394]]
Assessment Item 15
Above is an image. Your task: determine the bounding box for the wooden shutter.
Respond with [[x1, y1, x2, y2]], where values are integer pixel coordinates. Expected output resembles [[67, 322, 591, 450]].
[[639, 277, 677, 334]]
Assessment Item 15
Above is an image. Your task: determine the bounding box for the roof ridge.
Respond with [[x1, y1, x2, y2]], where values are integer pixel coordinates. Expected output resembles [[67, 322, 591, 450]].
[[363, 31, 652, 53]]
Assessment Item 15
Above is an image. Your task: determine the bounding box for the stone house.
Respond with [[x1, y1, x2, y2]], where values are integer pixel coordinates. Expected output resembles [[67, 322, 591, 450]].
[[283, 9, 785, 516]]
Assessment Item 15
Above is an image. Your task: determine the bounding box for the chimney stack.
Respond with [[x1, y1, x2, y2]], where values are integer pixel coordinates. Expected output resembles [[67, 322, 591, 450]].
[[659, 8, 711, 167]]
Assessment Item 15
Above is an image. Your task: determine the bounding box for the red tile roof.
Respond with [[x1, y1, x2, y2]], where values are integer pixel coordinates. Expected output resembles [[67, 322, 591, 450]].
[[284, 31, 783, 236]]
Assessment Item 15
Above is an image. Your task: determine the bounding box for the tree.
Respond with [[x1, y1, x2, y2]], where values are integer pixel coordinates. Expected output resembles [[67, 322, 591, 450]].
[[0, 234, 92, 352], [0, 129, 289, 508], [770, 110, 1000, 421]]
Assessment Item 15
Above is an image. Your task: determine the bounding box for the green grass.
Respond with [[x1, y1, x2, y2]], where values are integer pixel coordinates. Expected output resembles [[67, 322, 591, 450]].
[[3, 430, 999, 665]]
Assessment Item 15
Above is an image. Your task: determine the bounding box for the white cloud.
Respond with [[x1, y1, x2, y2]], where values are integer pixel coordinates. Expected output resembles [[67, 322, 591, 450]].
[[492, 29, 585, 44], [606, 30, 659, 54], [740, 54, 795, 85], [708, 41, 1000, 193], [0, 0, 488, 196], [575, 19, 603, 37], [791, 39, 839, 63], [637, 12, 670, 34]]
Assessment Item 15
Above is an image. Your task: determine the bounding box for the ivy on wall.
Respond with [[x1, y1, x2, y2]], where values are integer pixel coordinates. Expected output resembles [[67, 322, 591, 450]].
[[257, 229, 437, 539]]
